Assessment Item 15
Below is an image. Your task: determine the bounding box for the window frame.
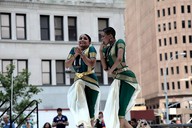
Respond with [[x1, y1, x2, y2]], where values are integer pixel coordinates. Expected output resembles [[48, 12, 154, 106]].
[[68, 16, 77, 41], [0, 13, 11, 39], [16, 14, 26, 40], [40, 15, 50, 40], [54, 16, 64, 41]]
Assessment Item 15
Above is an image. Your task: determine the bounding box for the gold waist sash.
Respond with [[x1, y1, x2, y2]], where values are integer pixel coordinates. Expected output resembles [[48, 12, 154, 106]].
[[113, 67, 129, 74], [75, 70, 94, 78]]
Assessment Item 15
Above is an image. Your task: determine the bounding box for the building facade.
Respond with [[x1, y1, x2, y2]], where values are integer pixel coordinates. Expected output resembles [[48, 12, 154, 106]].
[[0, 0, 126, 110], [125, 0, 192, 123]]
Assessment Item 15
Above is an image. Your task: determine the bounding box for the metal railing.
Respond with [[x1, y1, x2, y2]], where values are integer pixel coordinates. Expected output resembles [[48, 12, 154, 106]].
[[0, 100, 39, 128], [0, 100, 10, 118], [150, 123, 192, 128], [12, 100, 39, 128]]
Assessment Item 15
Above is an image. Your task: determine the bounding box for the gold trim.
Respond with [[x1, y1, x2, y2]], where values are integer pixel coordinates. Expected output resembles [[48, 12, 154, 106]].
[[89, 52, 96, 58], [114, 74, 137, 83], [67, 54, 73, 60], [82, 76, 98, 84], [119, 116, 125, 119], [75, 70, 94, 78], [117, 43, 125, 49], [74, 75, 98, 85]]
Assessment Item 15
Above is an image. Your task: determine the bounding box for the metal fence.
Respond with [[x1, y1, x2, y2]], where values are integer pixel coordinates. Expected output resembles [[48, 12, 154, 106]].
[[150, 124, 192, 128]]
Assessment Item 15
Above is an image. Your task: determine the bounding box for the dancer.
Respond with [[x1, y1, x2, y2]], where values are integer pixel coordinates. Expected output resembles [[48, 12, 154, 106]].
[[66, 34, 100, 128], [99, 27, 141, 128]]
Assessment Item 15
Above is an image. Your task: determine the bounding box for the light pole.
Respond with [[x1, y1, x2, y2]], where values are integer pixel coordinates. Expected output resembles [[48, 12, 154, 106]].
[[164, 52, 186, 124]]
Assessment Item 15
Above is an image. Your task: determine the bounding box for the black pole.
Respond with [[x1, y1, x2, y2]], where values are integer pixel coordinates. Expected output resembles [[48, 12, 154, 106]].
[[10, 100, 12, 128], [36, 102, 39, 128]]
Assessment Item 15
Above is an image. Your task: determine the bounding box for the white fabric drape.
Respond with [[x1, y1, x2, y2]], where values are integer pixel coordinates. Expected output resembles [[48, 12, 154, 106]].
[[67, 79, 100, 128], [103, 79, 141, 128]]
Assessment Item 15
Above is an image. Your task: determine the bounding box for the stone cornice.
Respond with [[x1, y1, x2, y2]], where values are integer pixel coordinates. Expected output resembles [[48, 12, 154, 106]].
[[0, 1, 125, 12]]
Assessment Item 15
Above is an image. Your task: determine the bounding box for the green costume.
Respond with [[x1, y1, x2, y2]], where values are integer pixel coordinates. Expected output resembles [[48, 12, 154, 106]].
[[67, 45, 99, 119], [103, 39, 138, 117]]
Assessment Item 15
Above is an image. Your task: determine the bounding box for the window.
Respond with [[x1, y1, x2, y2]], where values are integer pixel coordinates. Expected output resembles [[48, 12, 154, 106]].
[[169, 37, 172, 45], [95, 61, 103, 84], [68, 17, 77, 41], [182, 20, 185, 28], [40, 15, 50, 40], [2, 60, 12, 75], [191, 65, 192, 73], [98, 18, 109, 42], [157, 10, 160, 17], [54, 16, 63, 41], [177, 81, 180, 89], [17, 60, 27, 74], [169, 102, 180, 108], [17, 60, 28, 83], [170, 52, 173, 58], [183, 50, 187, 58], [56, 60, 65, 85], [159, 39, 161, 46], [168, 8, 171, 15], [190, 50, 192, 58], [171, 67, 174, 74], [184, 65, 188, 73], [42, 60, 51, 85], [187, 5, 191, 13], [166, 67, 169, 75], [162, 9, 165, 16], [186, 81, 189, 89], [69, 67, 75, 85], [160, 54, 162, 61], [164, 38, 167, 46], [183, 35, 186, 43], [173, 6, 176, 14], [165, 53, 167, 60], [163, 23, 166, 31], [181, 5, 185, 13], [176, 51, 178, 59], [176, 66, 179, 74], [161, 83, 164, 90], [189, 35, 192, 43], [188, 20, 191, 28], [108, 74, 113, 85], [158, 24, 161, 32], [160, 68, 163, 76], [168, 22, 171, 30], [174, 21, 177, 29], [0, 13, 11, 39], [167, 82, 169, 90], [175, 36, 178, 44], [172, 82, 175, 90], [16, 14, 26, 40]]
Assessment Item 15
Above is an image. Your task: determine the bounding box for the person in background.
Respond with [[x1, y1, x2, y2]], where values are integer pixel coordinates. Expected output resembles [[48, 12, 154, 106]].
[[66, 34, 100, 128], [2, 114, 15, 128], [43, 122, 52, 128], [52, 108, 69, 128], [130, 118, 138, 128], [99, 27, 141, 128], [94, 112, 105, 128]]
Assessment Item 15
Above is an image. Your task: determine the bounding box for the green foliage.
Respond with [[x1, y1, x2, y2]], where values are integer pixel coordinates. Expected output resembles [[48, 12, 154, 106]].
[[0, 64, 42, 125]]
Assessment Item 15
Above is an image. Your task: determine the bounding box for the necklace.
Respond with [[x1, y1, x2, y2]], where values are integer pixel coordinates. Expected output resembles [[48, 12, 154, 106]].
[[105, 42, 114, 60]]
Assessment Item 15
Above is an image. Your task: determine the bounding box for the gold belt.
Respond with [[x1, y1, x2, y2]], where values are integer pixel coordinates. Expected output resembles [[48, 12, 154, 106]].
[[75, 70, 94, 78], [113, 67, 129, 74]]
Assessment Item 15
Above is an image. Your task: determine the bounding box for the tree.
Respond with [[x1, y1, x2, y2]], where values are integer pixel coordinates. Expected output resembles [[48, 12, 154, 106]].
[[0, 64, 42, 125]]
